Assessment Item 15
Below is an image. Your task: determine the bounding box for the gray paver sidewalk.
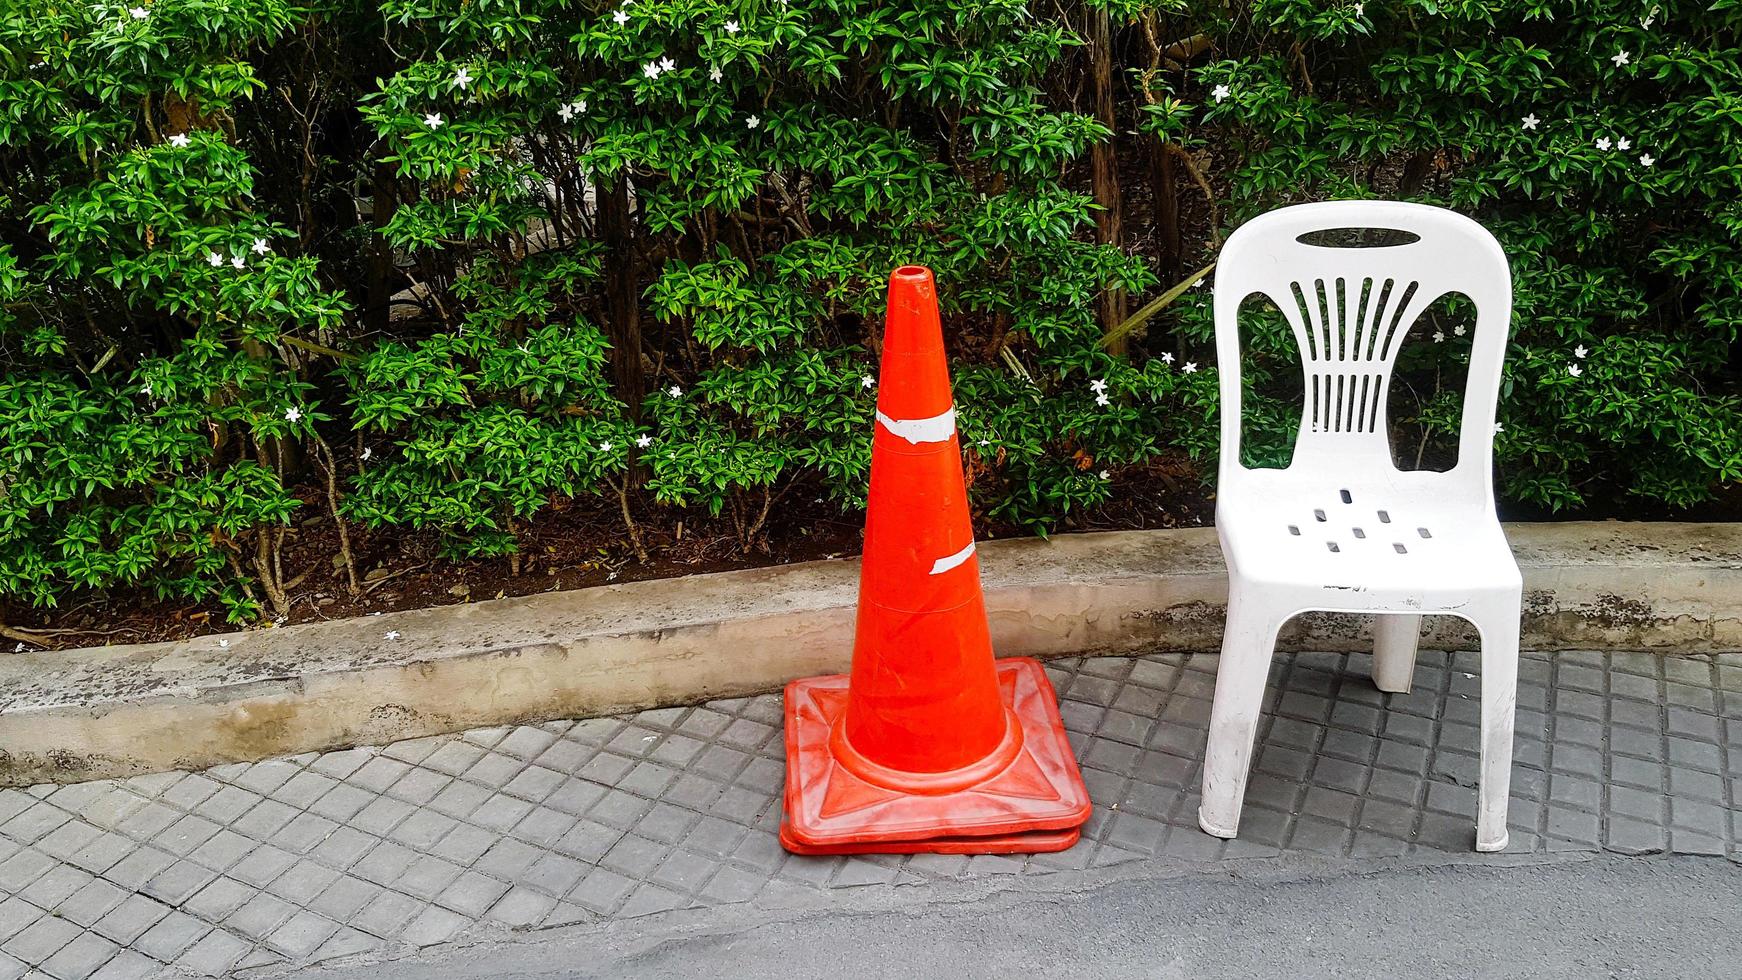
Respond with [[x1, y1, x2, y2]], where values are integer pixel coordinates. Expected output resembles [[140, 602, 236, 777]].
[[1, 649, 1739, 978]]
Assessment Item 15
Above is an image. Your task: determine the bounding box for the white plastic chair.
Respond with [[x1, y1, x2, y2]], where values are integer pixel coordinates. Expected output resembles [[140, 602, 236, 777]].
[[1200, 200, 1522, 852]]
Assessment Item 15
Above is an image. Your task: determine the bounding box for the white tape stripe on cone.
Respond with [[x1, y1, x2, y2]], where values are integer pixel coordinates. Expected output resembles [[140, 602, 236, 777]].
[[875, 407, 955, 444], [928, 542, 976, 575]]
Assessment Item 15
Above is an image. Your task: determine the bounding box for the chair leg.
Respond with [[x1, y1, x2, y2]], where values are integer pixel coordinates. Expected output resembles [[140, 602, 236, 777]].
[[1371, 613, 1422, 694], [1199, 593, 1287, 840], [1475, 598, 1521, 852]]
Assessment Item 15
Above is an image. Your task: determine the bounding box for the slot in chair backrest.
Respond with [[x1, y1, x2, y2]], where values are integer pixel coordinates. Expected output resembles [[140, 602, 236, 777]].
[[1212, 201, 1512, 499]]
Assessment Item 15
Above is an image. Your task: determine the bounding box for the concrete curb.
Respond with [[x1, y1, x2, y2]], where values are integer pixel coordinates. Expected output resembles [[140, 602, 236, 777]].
[[2, 522, 1738, 786]]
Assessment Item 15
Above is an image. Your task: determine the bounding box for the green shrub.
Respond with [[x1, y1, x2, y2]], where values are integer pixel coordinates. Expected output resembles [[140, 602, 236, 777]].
[[1, 0, 346, 620], [1184, 0, 1742, 507], [1, 0, 1737, 623]]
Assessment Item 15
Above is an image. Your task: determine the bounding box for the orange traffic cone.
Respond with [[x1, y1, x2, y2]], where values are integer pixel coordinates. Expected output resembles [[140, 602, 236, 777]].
[[780, 266, 1092, 855]]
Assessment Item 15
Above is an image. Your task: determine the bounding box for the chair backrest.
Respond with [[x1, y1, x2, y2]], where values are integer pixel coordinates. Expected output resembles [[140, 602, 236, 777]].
[[1213, 200, 1512, 501]]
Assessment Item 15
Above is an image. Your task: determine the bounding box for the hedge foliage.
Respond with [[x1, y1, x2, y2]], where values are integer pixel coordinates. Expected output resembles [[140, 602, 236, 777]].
[[1, 0, 1737, 621]]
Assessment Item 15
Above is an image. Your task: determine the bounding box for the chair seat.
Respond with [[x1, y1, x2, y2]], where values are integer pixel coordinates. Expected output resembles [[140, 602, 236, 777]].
[[1216, 472, 1521, 607]]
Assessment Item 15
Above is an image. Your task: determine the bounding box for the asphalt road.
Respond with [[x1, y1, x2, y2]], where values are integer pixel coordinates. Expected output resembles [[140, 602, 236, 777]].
[[295, 855, 1742, 979]]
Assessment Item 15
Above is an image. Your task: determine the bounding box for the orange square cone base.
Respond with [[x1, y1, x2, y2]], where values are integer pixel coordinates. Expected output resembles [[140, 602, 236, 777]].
[[779, 821, 1080, 855], [781, 658, 1090, 854]]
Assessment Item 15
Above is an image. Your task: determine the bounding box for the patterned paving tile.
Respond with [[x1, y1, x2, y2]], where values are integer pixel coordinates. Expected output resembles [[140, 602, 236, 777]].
[[0, 650, 1737, 977]]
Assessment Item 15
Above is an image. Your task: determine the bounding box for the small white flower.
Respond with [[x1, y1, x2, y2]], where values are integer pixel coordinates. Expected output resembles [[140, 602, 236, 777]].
[[141, 381, 152, 396], [613, 8, 628, 24], [219, 638, 229, 648], [1182, 362, 1198, 374], [667, 385, 683, 398], [1521, 113, 1540, 131], [206, 251, 223, 267], [557, 100, 583, 123], [423, 112, 444, 129], [1595, 136, 1612, 151], [1611, 50, 1631, 67], [1453, 324, 1467, 337], [361, 447, 373, 461], [1642, 7, 1658, 28], [1089, 378, 1108, 393], [1159, 352, 1175, 364], [635, 434, 653, 448], [230, 253, 245, 269], [1095, 392, 1111, 407], [1617, 137, 1632, 151], [659, 56, 676, 73], [1639, 153, 1655, 167], [129, 6, 147, 17], [1493, 422, 1504, 434], [860, 374, 875, 389], [285, 407, 303, 423], [1353, 2, 1364, 15], [1433, 330, 1446, 343], [251, 237, 270, 255], [1098, 470, 1111, 481], [1211, 84, 1231, 104], [168, 132, 190, 147], [724, 19, 739, 33], [978, 439, 990, 447], [746, 115, 761, 129], [709, 66, 724, 83], [598, 440, 613, 451], [452, 66, 473, 90], [384, 631, 401, 641], [1574, 344, 1588, 359], [1567, 363, 1583, 378], [643, 61, 661, 79]]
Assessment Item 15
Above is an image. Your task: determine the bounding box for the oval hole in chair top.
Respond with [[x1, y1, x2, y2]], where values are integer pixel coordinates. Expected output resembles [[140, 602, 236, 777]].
[[1295, 227, 1423, 249]]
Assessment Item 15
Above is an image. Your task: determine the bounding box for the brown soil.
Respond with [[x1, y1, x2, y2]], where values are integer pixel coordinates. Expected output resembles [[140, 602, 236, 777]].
[[4, 445, 1733, 654], [0, 461, 1213, 653]]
